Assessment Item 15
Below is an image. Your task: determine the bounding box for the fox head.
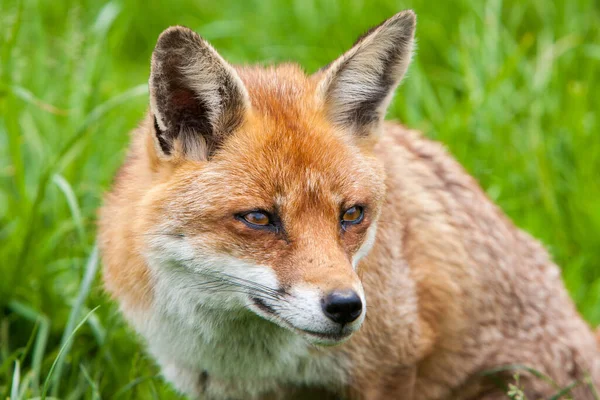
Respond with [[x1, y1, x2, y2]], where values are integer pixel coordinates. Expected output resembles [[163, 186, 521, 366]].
[[138, 11, 416, 345]]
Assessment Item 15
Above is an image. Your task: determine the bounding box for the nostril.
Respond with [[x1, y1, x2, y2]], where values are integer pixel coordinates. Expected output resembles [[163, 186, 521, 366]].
[[321, 290, 363, 324]]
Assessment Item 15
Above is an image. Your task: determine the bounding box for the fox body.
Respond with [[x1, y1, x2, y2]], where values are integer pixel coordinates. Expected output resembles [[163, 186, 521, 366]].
[[99, 10, 600, 400]]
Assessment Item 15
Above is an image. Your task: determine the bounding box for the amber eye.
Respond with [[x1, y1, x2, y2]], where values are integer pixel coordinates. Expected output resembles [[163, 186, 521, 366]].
[[242, 212, 270, 226], [341, 206, 364, 225], [236, 210, 280, 232], [236, 211, 274, 229]]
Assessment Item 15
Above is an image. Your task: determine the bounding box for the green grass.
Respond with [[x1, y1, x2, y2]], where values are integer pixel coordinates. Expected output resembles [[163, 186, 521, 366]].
[[0, 0, 599, 398]]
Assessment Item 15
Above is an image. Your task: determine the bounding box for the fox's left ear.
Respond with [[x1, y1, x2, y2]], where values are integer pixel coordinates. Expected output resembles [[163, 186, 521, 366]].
[[315, 10, 416, 135]]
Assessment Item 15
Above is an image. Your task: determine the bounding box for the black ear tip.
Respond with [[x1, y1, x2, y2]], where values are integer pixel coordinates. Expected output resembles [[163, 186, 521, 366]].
[[155, 26, 201, 51]]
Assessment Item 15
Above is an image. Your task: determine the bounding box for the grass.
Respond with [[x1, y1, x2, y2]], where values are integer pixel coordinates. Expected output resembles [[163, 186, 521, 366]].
[[0, 0, 598, 398]]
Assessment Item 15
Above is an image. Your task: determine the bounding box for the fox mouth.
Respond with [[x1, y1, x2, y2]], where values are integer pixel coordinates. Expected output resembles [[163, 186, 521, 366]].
[[296, 327, 353, 342], [252, 296, 277, 314], [250, 297, 353, 344]]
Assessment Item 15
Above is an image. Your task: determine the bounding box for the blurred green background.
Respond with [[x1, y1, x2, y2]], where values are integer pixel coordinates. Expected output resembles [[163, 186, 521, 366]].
[[1, 0, 599, 398]]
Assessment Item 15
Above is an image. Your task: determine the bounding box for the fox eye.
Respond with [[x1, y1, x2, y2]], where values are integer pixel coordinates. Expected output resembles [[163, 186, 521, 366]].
[[242, 212, 270, 226], [236, 211, 277, 231], [341, 206, 364, 225]]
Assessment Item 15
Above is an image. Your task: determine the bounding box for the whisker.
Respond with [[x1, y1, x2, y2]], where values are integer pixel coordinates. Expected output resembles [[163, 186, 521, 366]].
[[208, 270, 285, 296], [170, 257, 290, 303], [138, 232, 185, 238], [176, 260, 281, 293], [197, 270, 284, 298], [181, 279, 286, 303], [185, 287, 283, 304]]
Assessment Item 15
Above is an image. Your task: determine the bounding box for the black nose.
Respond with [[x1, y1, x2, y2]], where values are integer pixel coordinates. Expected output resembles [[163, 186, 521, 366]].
[[321, 290, 362, 324]]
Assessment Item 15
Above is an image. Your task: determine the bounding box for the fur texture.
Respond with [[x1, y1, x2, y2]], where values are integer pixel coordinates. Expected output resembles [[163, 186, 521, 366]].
[[99, 10, 600, 400]]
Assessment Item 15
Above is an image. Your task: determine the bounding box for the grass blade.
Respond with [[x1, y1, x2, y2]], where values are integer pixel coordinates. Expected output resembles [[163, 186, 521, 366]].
[[10, 360, 20, 400], [549, 380, 579, 400], [480, 363, 561, 390], [7, 84, 68, 115], [50, 244, 100, 396], [41, 306, 100, 400], [31, 315, 50, 395], [8, 301, 52, 395], [52, 174, 85, 243], [113, 375, 160, 399], [80, 364, 102, 400]]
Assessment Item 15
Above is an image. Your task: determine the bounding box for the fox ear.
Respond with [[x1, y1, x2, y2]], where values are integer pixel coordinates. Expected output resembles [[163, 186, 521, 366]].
[[149, 26, 250, 160], [316, 11, 416, 135]]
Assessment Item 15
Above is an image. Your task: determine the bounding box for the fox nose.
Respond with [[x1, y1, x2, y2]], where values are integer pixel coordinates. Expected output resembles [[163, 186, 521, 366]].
[[321, 290, 362, 324]]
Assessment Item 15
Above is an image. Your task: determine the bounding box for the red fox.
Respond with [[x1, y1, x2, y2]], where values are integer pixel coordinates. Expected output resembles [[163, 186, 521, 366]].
[[99, 10, 600, 399]]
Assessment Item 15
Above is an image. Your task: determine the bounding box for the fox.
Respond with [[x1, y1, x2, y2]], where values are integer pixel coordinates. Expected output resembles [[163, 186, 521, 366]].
[[99, 10, 600, 400]]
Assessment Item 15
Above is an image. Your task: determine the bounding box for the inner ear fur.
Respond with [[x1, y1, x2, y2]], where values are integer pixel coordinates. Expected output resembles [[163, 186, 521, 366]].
[[316, 10, 416, 135], [149, 26, 250, 160]]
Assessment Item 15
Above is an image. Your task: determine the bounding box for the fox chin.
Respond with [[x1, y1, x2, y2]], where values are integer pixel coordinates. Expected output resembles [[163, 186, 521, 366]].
[[99, 9, 600, 400]]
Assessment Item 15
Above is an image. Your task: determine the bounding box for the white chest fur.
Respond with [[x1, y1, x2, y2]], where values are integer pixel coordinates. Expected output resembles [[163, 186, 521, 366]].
[[125, 266, 349, 399]]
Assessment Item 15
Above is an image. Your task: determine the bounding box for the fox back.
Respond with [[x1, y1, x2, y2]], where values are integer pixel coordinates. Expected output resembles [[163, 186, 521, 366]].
[[99, 10, 600, 400]]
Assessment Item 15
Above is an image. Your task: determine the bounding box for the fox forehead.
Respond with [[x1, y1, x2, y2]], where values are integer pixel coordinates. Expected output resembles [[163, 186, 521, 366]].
[[164, 64, 386, 219]]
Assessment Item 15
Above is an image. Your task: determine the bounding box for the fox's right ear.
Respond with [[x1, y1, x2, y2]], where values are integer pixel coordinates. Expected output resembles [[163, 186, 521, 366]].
[[315, 11, 416, 136], [149, 26, 250, 160]]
